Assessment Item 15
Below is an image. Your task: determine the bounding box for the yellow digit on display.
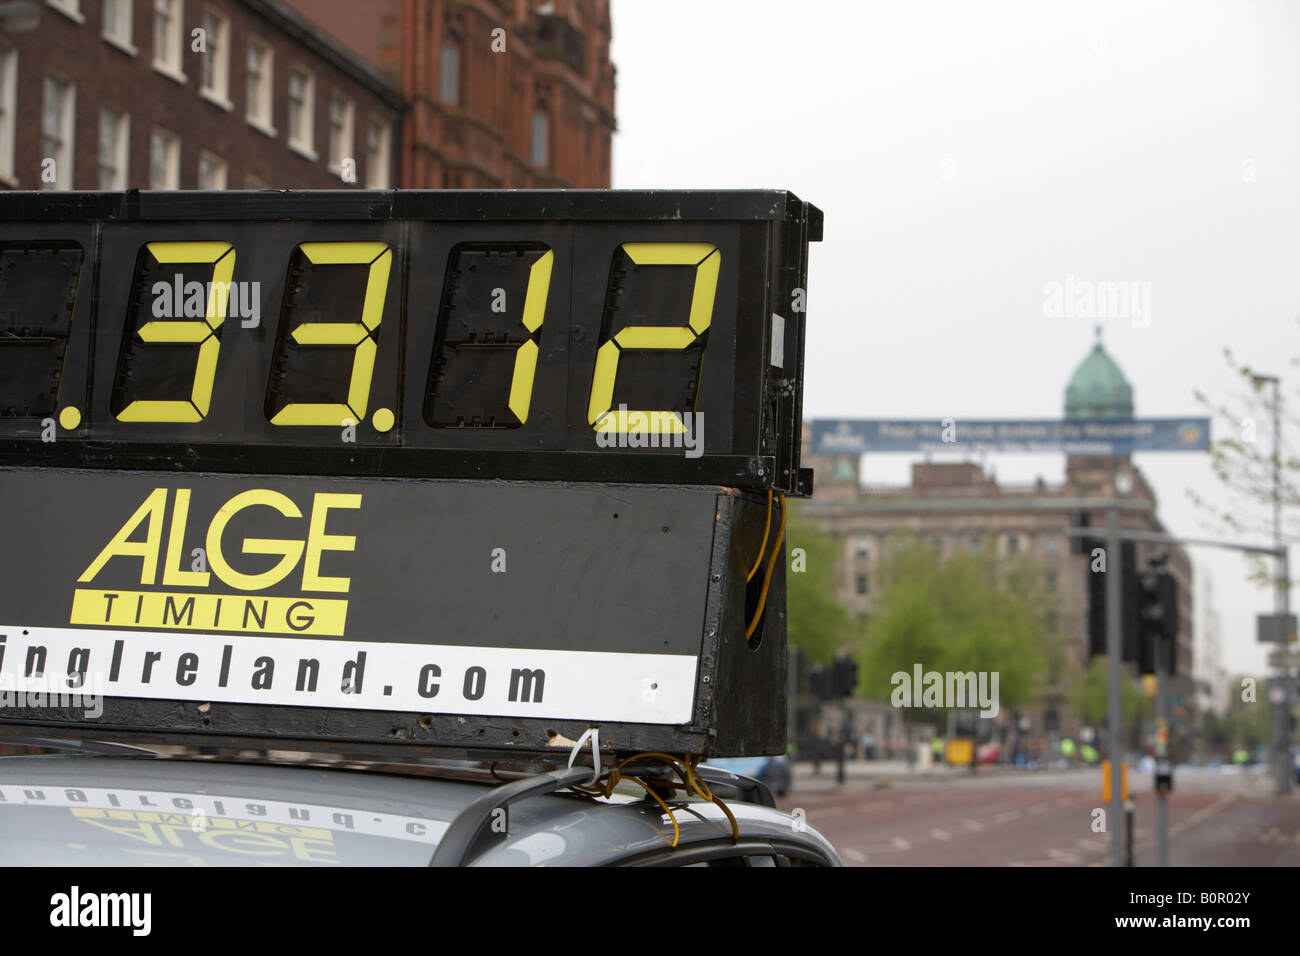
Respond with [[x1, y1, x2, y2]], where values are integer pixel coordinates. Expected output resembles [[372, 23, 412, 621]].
[[506, 248, 553, 423], [116, 241, 235, 423], [270, 241, 392, 426], [587, 242, 719, 435]]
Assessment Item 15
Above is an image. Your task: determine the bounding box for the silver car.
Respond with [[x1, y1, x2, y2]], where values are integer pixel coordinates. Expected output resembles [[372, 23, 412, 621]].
[[0, 741, 840, 867]]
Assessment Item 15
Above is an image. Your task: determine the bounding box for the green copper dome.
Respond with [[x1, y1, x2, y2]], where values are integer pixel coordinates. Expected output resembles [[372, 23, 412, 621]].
[[1065, 327, 1133, 419]]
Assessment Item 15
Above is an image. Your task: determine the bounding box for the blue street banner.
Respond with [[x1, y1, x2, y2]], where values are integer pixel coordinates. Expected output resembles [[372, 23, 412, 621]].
[[809, 418, 1211, 455]]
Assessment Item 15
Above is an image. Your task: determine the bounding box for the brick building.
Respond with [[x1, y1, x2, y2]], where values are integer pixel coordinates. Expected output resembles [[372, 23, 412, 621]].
[[802, 334, 1196, 755], [0, 0, 404, 190], [282, 0, 616, 188]]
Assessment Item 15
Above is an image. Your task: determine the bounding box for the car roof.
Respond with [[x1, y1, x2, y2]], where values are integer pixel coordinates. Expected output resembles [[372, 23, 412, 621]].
[[0, 755, 839, 866]]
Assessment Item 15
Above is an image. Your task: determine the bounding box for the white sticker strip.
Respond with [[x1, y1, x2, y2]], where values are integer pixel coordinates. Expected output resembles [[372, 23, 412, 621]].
[[0, 783, 450, 844], [770, 313, 786, 368], [0, 625, 698, 724]]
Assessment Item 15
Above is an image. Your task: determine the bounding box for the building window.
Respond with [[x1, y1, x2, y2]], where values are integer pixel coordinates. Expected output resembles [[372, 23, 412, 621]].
[[149, 127, 180, 189], [969, 535, 982, 553], [365, 119, 390, 188], [1006, 535, 1020, 555], [102, 0, 134, 49], [440, 40, 459, 105], [287, 68, 315, 157], [0, 48, 15, 181], [1043, 535, 1059, 557], [199, 9, 230, 104], [1045, 571, 1058, 592], [48, 0, 82, 21], [853, 538, 871, 558], [246, 39, 273, 131], [855, 574, 868, 596], [152, 0, 185, 79], [41, 76, 75, 190], [327, 94, 353, 177], [197, 151, 226, 189], [98, 107, 129, 189], [530, 111, 549, 167]]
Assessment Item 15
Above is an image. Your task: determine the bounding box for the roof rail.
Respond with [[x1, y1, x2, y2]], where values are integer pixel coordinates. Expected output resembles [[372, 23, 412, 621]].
[[692, 765, 776, 808], [428, 765, 592, 867]]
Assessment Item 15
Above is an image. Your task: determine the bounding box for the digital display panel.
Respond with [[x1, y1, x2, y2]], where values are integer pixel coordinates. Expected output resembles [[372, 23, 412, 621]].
[[0, 190, 821, 494]]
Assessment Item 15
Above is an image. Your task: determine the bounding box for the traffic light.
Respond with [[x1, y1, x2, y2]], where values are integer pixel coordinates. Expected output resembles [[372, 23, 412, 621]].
[[1136, 563, 1179, 676], [1087, 540, 1139, 662], [831, 654, 859, 698], [1071, 511, 1093, 556], [809, 665, 830, 701]]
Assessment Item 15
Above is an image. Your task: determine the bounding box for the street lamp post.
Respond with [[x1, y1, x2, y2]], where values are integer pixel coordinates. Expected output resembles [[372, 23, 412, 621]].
[[1252, 374, 1291, 796]]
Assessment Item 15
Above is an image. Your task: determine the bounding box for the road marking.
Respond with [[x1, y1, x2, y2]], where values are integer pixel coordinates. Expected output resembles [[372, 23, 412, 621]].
[[1056, 796, 1073, 806], [892, 837, 911, 851], [1030, 802, 1050, 814], [1077, 837, 1103, 850], [1047, 848, 1081, 863], [843, 847, 868, 862], [930, 828, 951, 841], [994, 809, 1022, 823], [962, 819, 985, 832]]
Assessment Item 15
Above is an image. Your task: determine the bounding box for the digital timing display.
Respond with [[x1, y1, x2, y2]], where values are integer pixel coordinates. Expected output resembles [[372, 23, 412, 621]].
[[0, 190, 820, 493]]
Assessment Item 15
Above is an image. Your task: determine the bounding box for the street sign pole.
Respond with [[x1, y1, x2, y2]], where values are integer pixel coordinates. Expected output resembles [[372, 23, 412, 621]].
[[1106, 507, 1124, 867], [1155, 653, 1169, 867]]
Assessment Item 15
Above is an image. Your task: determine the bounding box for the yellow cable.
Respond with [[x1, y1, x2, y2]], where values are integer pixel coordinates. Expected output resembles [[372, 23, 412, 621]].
[[570, 751, 739, 845], [745, 495, 786, 641], [746, 490, 774, 582]]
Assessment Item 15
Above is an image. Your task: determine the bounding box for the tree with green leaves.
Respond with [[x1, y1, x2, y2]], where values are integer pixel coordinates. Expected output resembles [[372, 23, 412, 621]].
[[1191, 340, 1298, 590], [857, 535, 1053, 718], [1073, 655, 1147, 729], [783, 503, 855, 665]]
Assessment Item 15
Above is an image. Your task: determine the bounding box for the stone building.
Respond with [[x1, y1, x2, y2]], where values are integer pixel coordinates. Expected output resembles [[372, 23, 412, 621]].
[[282, 0, 616, 188], [801, 333, 1196, 755], [0, 0, 404, 190]]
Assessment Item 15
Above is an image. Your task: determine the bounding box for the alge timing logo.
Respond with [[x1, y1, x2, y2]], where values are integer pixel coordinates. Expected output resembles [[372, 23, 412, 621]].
[[70, 489, 360, 637]]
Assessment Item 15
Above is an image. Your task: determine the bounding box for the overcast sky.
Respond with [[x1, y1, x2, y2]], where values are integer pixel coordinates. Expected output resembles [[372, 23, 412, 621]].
[[611, 0, 1300, 678]]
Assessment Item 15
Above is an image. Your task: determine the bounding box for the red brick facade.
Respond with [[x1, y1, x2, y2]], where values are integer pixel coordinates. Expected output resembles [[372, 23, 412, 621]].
[[282, 0, 616, 188], [0, 0, 403, 190]]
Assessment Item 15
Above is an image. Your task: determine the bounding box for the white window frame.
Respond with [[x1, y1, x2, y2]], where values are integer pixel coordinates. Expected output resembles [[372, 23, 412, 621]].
[[152, 0, 186, 83], [197, 150, 227, 189], [0, 47, 15, 183], [102, 0, 136, 54], [149, 127, 180, 189], [327, 94, 354, 178], [440, 40, 459, 106], [245, 38, 275, 135], [287, 67, 316, 159], [198, 7, 231, 108], [365, 119, 390, 189], [47, 0, 84, 24], [41, 76, 76, 190], [98, 107, 130, 189], [530, 111, 549, 168]]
